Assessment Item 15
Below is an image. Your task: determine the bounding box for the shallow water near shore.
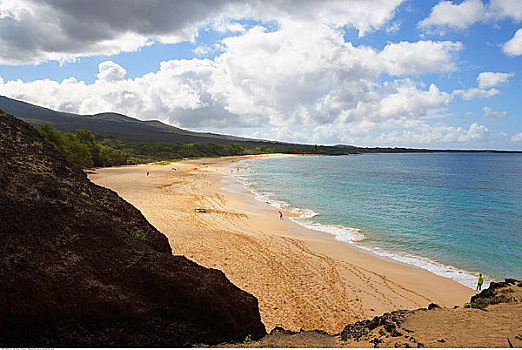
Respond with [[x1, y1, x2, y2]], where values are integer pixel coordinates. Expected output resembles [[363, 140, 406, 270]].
[[238, 153, 522, 288]]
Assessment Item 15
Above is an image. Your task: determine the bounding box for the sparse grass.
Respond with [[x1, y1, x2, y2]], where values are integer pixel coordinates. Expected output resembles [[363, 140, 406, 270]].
[[33, 141, 43, 150], [153, 160, 174, 165], [82, 199, 92, 205], [59, 187, 69, 194], [10, 156, 17, 162], [33, 169, 56, 178], [464, 295, 513, 309], [243, 334, 252, 344], [129, 230, 146, 241]]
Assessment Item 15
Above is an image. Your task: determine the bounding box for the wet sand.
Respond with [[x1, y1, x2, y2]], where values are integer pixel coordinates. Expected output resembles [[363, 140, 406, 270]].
[[88, 154, 475, 333]]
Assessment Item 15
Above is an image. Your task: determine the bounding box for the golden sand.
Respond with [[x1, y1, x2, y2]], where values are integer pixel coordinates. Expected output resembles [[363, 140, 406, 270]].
[[89, 154, 475, 334]]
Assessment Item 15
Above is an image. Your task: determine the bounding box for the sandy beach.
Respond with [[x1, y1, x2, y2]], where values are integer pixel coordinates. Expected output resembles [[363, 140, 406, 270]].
[[88, 154, 475, 334]]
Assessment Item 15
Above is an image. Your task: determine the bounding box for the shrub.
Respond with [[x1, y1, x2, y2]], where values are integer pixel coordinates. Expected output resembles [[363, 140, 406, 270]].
[[129, 230, 146, 241], [464, 295, 513, 309]]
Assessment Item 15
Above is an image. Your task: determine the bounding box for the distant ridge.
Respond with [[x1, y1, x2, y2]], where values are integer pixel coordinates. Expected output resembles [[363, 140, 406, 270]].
[[1, 95, 519, 153], [0, 95, 259, 144]]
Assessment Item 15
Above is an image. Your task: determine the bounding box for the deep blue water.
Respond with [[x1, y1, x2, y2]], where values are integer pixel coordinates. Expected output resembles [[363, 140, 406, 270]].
[[242, 153, 522, 286]]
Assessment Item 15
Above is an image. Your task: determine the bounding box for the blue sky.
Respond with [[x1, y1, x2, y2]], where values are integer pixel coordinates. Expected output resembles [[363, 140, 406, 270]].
[[0, 0, 521, 150]]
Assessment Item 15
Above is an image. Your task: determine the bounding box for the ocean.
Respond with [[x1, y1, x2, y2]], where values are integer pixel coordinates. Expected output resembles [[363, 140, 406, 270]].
[[236, 153, 522, 288]]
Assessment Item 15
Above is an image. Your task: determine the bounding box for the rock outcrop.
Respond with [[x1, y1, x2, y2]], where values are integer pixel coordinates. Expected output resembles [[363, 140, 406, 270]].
[[0, 112, 266, 346], [218, 279, 522, 348]]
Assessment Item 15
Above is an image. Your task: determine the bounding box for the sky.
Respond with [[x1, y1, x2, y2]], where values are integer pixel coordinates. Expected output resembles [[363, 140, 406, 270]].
[[0, 0, 521, 150]]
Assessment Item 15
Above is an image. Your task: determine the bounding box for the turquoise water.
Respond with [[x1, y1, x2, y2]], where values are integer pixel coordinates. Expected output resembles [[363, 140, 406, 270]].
[[240, 153, 522, 287]]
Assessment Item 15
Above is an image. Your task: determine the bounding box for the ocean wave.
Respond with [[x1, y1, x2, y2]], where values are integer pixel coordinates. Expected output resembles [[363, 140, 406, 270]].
[[358, 246, 483, 289], [290, 217, 365, 243]]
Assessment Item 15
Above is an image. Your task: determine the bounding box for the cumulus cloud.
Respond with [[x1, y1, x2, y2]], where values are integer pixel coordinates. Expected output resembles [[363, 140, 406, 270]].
[[0, 3, 473, 147], [380, 40, 462, 76], [419, 0, 522, 32], [0, 0, 405, 65], [488, 0, 522, 22], [477, 71, 514, 88], [0, 38, 459, 142], [503, 28, 522, 56], [312, 118, 489, 147], [418, 0, 485, 31], [97, 61, 127, 82]]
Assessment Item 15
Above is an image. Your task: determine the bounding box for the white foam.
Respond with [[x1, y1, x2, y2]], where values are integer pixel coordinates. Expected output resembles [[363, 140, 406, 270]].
[[357, 246, 484, 289], [226, 159, 483, 289]]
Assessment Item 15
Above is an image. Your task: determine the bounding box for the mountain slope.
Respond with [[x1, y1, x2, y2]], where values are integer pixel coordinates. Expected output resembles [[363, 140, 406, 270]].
[[0, 95, 257, 144], [0, 111, 266, 346]]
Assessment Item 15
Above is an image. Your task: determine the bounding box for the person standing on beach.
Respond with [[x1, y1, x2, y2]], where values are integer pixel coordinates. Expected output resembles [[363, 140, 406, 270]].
[[279, 211, 283, 220], [146, 171, 149, 176], [476, 273, 483, 291]]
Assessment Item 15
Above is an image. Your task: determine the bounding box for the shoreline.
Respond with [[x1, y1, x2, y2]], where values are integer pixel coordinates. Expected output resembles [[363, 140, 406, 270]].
[[226, 155, 483, 289], [88, 154, 475, 333]]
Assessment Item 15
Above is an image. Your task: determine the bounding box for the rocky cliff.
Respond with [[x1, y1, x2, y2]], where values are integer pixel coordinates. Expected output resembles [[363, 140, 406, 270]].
[[0, 112, 266, 346]]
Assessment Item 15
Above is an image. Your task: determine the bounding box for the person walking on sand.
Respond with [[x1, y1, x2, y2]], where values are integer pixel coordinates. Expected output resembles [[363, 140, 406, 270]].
[[476, 273, 483, 291], [279, 211, 283, 220], [146, 171, 149, 176]]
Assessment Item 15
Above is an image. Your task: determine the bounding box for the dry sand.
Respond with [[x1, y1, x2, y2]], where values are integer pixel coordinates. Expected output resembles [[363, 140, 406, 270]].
[[88, 154, 475, 334]]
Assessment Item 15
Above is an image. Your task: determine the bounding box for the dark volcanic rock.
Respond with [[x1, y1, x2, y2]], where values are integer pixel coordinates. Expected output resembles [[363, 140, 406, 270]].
[[340, 311, 408, 341], [427, 303, 440, 310], [470, 279, 518, 304], [0, 113, 266, 346]]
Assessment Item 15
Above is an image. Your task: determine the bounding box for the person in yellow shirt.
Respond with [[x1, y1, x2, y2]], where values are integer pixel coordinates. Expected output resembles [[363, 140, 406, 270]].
[[476, 273, 484, 291]]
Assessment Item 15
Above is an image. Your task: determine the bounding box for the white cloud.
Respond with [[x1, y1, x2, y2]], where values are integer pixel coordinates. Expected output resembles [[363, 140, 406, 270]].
[[503, 28, 522, 56], [419, 0, 522, 32], [418, 0, 485, 31], [0, 13, 470, 147], [376, 122, 489, 145], [312, 118, 489, 147], [488, 0, 522, 22], [482, 106, 508, 119], [380, 40, 462, 76], [511, 132, 522, 142], [477, 71, 514, 88], [453, 87, 500, 100], [97, 61, 127, 82], [0, 0, 406, 65]]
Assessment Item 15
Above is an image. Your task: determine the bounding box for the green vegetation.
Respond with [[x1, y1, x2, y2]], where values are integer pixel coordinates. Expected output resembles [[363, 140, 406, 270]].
[[37, 124, 136, 168], [35, 124, 356, 170], [464, 295, 513, 309], [33, 169, 55, 178], [243, 334, 252, 344], [33, 141, 43, 150], [153, 160, 176, 165], [129, 230, 146, 241]]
